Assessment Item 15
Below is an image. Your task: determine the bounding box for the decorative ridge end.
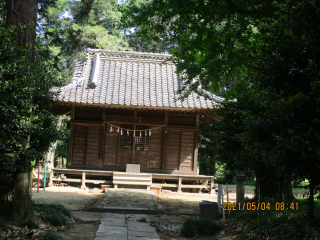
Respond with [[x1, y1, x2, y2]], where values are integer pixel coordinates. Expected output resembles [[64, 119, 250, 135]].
[[87, 49, 173, 60], [89, 53, 100, 88]]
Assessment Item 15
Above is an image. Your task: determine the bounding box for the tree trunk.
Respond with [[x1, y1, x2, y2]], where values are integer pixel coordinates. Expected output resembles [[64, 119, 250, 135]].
[[255, 174, 293, 202], [6, 0, 37, 62], [3, 0, 38, 219], [308, 176, 315, 220]]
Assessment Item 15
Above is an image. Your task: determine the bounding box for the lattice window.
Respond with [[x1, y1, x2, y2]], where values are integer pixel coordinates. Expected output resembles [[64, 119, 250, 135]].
[[119, 125, 134, 150], [135, 125, 149, 150]]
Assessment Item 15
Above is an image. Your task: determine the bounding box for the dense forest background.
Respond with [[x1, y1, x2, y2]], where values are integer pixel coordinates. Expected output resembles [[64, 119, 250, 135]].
[[0, 0, 319, 220]]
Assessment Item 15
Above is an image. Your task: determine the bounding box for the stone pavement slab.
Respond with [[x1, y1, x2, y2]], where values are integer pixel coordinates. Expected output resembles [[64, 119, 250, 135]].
[[126, 214, 150, 223], [96, 235, 127, 240], [72, 211, 101, 221], [101, 218, 127, 227], [91, 189, 162, 213], [101, 212, 126, 219], [95, 213, 160, 240], [128, 237, 159, 240], [128, 230, 159, 237], [127, 222, 158, 233]]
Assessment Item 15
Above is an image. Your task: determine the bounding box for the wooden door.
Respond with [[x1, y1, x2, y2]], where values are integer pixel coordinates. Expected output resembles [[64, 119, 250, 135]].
[[117, 125, 150, 169], [133, 125, 149, 169], [104, 124, 119, 167], [118, 125, 134, 167]]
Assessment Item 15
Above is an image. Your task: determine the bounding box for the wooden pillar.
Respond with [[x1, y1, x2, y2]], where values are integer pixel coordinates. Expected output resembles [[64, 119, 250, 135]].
[[100, 111, 106, 168], [178, 177, 182, 193], [81, 171, 86, 189], [162, 127, 167, 170], [162, 112, 169, 171], [193, 131, 199, 173], [210, 177, 215, 195], [68, 106, 75, 167], [48, 170, 54, 187], [194, 114, 200, 173]]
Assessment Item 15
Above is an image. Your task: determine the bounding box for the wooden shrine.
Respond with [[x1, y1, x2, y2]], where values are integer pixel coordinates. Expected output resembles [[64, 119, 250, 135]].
[[50, 49, 223, 177]]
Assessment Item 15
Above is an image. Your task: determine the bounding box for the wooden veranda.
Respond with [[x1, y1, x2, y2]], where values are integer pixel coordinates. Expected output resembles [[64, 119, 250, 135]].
[[49, 168, 216, 193]]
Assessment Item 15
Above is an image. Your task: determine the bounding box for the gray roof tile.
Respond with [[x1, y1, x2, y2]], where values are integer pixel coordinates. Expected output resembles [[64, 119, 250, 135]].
[[54, 49, 223, 109]]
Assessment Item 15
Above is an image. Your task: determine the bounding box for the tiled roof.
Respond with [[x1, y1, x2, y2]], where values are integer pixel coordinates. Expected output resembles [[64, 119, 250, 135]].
[[54, 49, 224, 109]]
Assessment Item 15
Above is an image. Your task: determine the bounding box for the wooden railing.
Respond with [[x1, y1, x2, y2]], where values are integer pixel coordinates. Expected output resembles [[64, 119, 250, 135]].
[[49, 168, 216, 193]]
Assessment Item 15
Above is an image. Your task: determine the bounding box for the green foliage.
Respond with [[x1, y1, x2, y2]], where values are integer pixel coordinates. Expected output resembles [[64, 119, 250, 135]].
[[40, 214, 68, 227], [0, 216, 8, 230], [120, 0, 274, 95], [33, 203, 70, 227], [38, 231, 65, 240], [231, 199, 320, 239], [0, 25, 64, 193], [25, 219, 39, 229], [55, 116, 70, 161], [33, 203, 71, 218], [180, 219, 220, 238], [39, 0, 129, 84]]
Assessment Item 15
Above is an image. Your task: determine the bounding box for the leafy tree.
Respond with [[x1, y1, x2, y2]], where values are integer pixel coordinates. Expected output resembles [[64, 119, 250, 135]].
[[123, 0, 320, 219], [121, 0, 275, 95], [0, 25, 65, 217], [246, 0, 320, 218], [55, 116, 70, 167], [211, 0, 320, 218], [39, 0, 129, 84], [120, 0, 177, 53]]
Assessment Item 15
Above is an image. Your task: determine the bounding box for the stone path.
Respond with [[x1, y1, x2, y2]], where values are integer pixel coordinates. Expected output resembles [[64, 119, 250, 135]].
[[73, 211, 160, 240], [96, 213, 159, 240], [74, 189, 162, 239], [90, 189, 162, 213]]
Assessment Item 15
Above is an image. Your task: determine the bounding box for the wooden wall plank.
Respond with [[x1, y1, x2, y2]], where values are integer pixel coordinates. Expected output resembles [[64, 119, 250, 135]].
[[85, 126, 101, 167], [165, 130, 181, 170], [71, 124, 86, 166], [179, 131, 195, 172]]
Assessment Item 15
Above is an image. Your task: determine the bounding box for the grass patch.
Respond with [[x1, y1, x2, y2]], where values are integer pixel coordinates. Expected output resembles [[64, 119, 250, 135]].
[[33, 203, 71, 227], [33, 203, 71, 218], [40, 214, 68, 227], [180, 219, 221, 237]]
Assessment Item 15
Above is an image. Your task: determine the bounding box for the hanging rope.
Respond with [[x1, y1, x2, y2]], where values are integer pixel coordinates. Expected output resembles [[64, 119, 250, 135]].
[[103, 121, 166, 132]]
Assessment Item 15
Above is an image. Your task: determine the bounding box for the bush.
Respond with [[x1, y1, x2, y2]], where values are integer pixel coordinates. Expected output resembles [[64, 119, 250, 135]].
[[33, 203, 70, 227], [0, 216, 8, 230], [25, 219, 39, 229], [33, 204, 71, 218], [38, 231, 65, 240], [180, 219, 221, 237], [40, 214, 68, 227]]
